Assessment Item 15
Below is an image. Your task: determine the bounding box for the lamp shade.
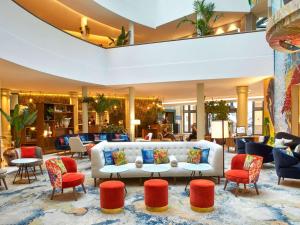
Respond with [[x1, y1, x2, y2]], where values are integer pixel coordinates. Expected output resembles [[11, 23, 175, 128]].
[[211, 120, 229, 139], [132, 119, 141, 125]]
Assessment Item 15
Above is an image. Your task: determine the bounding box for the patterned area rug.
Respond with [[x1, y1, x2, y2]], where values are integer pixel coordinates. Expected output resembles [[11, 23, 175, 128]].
[[0, 152, 300, 225]]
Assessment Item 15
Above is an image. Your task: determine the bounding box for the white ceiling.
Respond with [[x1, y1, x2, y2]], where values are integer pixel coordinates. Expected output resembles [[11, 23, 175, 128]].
[[0, 59, 269, 102]]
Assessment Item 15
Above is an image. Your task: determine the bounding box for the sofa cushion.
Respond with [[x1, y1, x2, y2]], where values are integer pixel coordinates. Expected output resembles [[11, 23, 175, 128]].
[[142, 149, 154, 164], [21, 146, 36, 158], [94, 134, 100, 141], [100, 134, 107, 141], [154, 149, 169, 164], [62, 172, 85, 188], [103, 148, 119, 165], [187, 149, 201, 164], [112, 150, 127, 166]]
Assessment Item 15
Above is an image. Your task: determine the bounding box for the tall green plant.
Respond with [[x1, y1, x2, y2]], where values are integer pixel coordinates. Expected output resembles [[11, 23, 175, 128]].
[[205, 100, 230, 120], [108, 26, 130, 47], [93, 94, 120, 114], [0, 104, 37, 148], [177, 0, 219, 36]]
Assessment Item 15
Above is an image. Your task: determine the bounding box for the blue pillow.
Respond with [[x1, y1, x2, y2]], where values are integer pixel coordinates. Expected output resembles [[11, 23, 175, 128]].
[[100, 134, 107, 141], [79, 135, 87, 142], [141, 149, 154, 164], [103, 148, 119, 165], [194, 147, 210, 163], [63, 136, 70, 145], [120, 134, 128, 141]]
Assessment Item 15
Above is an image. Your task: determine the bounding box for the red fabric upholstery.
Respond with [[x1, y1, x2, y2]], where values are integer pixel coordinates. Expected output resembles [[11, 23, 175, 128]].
[[144, 179, 168, 207], [225, 170, 249, 184], [62, 172, 85, 188], [61, 157, 77, 173], [190, 179, 214, 208], [100, 181, 125, 209], [231, 154, 247, 170], [144, 135, 149, 140], [21, 146, 36, 158]]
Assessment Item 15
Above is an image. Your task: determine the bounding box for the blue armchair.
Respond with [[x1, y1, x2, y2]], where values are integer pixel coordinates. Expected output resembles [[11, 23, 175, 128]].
[[245, 142, 274, 163], [236, 138, 249, 154], [273, 148, 300, 184]]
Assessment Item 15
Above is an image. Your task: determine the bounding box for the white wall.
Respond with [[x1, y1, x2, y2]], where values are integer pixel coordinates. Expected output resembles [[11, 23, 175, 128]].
[[0, 1, 272, 87], [105, 31, 274, 85], [95, 0, 250, 28], [0, 0, 107, 84]]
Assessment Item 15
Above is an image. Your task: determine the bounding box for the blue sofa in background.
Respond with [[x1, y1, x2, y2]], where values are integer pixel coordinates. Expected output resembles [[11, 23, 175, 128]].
[[245, 142, 274, 163], [55, 133, 130, 151], [273, 148, 300, 184]]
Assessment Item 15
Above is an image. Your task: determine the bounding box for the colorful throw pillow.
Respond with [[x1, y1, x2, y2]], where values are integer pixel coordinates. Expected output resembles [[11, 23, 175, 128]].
[[94, 134, 100, 141], [112, 150, 127, 166], [115, 134, 121, 139], [103, 148, 119, 165], [194, 147, 210, 163], [243, 154, 254, 170], [141, 149, 154, 164], [79, 135, 87, 142], [100, 134, 107, 141], [49, 157, 67, 174], [58, 137, 65, 145], [21, 146, 36, 158], [154, 149, 169, 164], [63, 136, 70, 145], [187, 149, 201, 164], [284, 147, 294, 157]]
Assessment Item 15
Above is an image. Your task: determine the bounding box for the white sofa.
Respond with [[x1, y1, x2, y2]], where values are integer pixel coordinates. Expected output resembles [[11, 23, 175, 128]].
[[91, 140, 223, 186]]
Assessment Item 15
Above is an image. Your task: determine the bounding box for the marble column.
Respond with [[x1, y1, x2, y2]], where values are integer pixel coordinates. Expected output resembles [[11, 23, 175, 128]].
[[1, 89, 11, 148], [129, 21, 135, 45], [196, 83, 205, 140], [69, 92, 79, 134], [82, 87, 89, 133], [236, 86, 248, 130]]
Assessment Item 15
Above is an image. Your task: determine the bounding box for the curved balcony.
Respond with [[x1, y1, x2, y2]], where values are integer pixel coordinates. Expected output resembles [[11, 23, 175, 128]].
[[266, 0, 300, 53], [0, 1, 273, 86]]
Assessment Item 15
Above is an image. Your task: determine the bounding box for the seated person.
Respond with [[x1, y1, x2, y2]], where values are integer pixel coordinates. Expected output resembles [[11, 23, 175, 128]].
[[186, 123, 197, 141], [162, 127, 176, 141]]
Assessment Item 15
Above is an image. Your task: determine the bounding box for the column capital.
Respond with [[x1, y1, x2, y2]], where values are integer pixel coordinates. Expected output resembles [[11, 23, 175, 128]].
[[1, 88, 10, 96], [69, 91, 78, 98], [236, 86, 248, 94]]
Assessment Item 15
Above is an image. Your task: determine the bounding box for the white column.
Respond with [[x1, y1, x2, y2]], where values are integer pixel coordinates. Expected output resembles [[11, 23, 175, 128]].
[[1, 89, 11, 148], [10, 93, 18, 109], [82, 87, 89, 133], [69, 92, 79, 134], [129, 87, 135, 140], [236, 86, 248, 130], [81, 17, 88, 39], [129, 21, 135, 45], [196, 83, 205, 140]]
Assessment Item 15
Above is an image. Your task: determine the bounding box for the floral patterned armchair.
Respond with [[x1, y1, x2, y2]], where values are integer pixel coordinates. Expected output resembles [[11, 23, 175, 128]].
[[45, 157, 86, 200], [224, 154, 263, 197]]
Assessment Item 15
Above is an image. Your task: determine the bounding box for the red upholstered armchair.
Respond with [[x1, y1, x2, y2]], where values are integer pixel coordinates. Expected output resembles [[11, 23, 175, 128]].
[[45, 157, 86, 200], [224, 154, 263, 197]]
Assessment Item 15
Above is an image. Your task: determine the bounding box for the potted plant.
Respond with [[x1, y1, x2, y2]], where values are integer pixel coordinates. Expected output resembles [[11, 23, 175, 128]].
[[0, 104, 37, 148], [108, 26, 130, 47], [177, 0, 220, 37]]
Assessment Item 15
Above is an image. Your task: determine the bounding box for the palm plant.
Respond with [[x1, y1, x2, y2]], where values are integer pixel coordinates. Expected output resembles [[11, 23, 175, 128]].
[[0, 104, 37, 148], [108, 26, 130, 47], [177, 0, 219, 36]]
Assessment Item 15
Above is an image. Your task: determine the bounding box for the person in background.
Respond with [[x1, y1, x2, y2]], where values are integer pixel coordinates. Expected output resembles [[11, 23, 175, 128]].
[[187, 123, 197, 141], [162, 127, 176, 141]]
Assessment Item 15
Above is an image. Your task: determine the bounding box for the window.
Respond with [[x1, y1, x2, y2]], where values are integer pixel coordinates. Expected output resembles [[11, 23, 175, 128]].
[[183, 105, 197, 133]]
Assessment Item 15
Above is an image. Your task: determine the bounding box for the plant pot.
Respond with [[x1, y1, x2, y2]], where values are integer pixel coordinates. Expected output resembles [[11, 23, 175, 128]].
[[63, 118, 71, 128]]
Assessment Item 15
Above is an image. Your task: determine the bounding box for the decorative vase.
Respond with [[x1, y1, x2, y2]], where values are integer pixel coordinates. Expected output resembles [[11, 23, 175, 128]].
[[63, 118, 71, 128]]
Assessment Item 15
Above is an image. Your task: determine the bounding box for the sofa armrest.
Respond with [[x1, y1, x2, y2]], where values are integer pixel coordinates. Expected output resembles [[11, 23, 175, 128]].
[[135, 156, 143, 168], [91, 142, 106, 178], [169, 155, 178, 167]]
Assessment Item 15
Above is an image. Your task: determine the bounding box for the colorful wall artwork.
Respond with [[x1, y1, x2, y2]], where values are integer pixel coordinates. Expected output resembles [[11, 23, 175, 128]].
[[272, 0, 300, 133], [264, 78, 275, 143]]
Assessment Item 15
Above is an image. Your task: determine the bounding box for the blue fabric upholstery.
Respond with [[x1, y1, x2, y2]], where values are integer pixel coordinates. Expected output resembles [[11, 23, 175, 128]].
[[141, 149, 154, 164], [273, 148, 300, 181], [275, 132, 300, 150], [236, 138, 249, 154], [245, 142, 274, 163], [193, 147, 210, 163], [103, 148, 119, 165]]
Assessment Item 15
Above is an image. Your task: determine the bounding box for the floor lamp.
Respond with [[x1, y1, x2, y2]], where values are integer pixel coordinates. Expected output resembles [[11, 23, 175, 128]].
[[211, 120, 229, 177]]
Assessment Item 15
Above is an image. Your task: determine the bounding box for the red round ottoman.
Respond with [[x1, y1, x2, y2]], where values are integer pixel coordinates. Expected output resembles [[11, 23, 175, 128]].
[[190, 179, 214, 212], [144, 179, 168, 212], [99, 180, 125, 214]]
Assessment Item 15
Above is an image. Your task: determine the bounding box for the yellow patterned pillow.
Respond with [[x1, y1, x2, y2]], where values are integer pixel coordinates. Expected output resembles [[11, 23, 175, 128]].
[[112, 150, 127, 166], [187, 149, 201, 164], [154, 149, 169, 164]]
